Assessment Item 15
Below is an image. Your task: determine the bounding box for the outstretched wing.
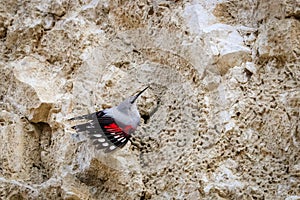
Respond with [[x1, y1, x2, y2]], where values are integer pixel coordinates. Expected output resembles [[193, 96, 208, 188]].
[[70, 111, 131, 153]]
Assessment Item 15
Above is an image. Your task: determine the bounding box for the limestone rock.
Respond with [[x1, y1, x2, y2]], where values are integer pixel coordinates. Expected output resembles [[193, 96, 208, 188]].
[[0, 0, 299, 199]]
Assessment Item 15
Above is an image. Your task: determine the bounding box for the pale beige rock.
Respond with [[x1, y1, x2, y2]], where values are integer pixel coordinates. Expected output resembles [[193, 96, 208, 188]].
[[255, 18, 300, 63], [0, 0, 299, 199]]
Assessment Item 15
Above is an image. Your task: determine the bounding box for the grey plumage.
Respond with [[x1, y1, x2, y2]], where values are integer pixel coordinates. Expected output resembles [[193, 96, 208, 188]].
[[70, 87, 148, 152]]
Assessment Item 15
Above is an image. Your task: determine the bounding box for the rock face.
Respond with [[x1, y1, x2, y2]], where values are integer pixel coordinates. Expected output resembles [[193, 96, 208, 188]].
[[0, 0, 299, 199]]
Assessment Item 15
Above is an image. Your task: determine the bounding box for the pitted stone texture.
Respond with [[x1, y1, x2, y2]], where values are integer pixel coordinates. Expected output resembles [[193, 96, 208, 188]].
[[0, 0, 299, 199]]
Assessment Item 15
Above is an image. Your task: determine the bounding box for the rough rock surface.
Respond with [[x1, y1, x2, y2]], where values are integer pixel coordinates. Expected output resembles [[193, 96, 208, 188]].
[[0, 0, 299, 199]]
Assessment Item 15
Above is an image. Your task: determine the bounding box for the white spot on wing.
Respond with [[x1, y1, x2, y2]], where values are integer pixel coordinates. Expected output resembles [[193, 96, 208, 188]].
[[102, 142, 109, 147], [93, 134, 102, 138], [109, 146, 116, 150], [98, 138, 105, 143], [121, 138, 126, 142]]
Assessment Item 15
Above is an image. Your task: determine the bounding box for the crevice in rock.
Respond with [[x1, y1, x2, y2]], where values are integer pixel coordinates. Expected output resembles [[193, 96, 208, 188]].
[[141, 113, 150, 124], [29, 121, 53, 183]]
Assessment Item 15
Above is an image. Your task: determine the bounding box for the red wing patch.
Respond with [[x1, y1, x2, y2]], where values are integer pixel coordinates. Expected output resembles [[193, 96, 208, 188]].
[[71, 111, 132, 153], [104, 123, 134, 134], [104, 123, 123, 133]]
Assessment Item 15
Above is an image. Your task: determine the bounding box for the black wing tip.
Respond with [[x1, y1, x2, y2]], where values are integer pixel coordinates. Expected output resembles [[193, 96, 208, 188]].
[[68, 111, 105, 121], [68, 116, 85, 121], [90, 134, 129, 153], [69, 115, 84, 120]]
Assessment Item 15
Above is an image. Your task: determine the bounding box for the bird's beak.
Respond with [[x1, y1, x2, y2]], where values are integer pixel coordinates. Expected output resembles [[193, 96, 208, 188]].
[[130, 86, 148, 104]]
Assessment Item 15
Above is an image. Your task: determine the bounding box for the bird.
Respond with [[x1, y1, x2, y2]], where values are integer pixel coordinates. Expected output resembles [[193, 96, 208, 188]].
[[70, 86, 148, 153]]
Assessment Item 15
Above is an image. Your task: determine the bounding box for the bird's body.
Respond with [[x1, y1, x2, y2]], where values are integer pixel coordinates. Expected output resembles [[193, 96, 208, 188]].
[[71, 87, 148, 152]]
